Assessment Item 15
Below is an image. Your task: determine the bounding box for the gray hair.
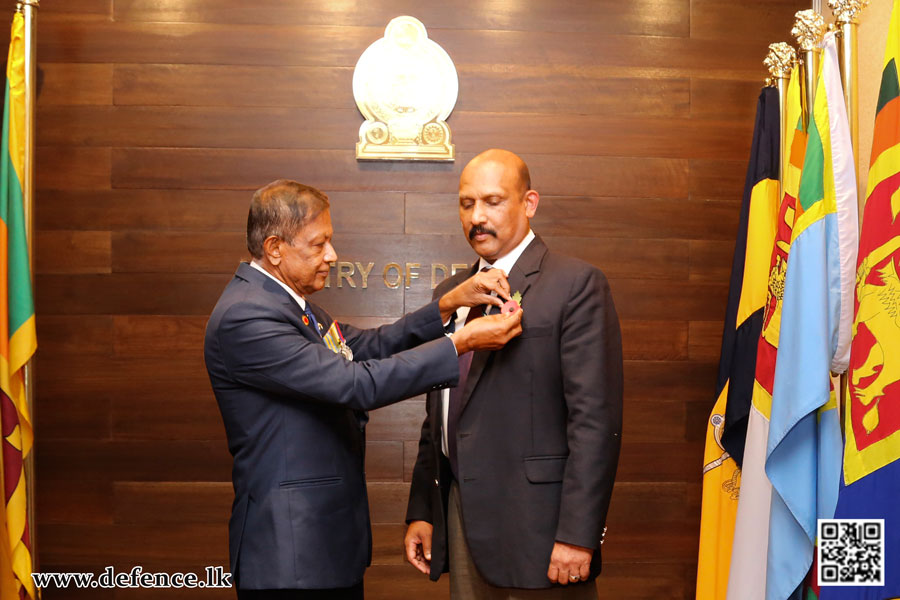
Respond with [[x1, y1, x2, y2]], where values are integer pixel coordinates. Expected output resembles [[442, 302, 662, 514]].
[[246, 179, 330, 259]]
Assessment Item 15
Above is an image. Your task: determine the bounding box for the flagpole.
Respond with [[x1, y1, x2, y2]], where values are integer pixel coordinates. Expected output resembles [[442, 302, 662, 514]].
[[829, 0, 866, 434], [793, 10, 826, 128], [18, 0, 39, 576], [830, 0, 867, 181], [765, 43, 797, 203]]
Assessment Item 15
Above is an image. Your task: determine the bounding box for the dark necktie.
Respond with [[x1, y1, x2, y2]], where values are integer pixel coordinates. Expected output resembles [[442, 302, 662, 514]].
[[447, 265, 493, 479], [302, 302, 322, 337]]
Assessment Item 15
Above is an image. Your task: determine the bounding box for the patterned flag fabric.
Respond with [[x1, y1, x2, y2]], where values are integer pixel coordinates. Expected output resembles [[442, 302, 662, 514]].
[[727, 67, 806, 600], [821, 1, 900, 597], [765, 31, 858, 600], [697, 85, 780, 600], [0, 11, 36, 600]]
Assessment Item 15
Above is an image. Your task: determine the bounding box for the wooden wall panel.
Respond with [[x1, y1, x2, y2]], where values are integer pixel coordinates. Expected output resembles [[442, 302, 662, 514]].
[[33, 1, 806, 597], [39, 63, 113, 105], [406, 194, 742, 240], [112, 0, 691, 37]]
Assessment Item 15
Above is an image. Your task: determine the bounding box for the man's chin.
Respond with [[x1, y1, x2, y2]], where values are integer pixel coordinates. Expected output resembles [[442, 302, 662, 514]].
[[304, 276, 329, 295], [467, 238, 498, 258]]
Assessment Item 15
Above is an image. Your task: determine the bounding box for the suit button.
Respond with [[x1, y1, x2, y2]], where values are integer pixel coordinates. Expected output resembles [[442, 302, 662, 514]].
[[434, 478, 439, 486]]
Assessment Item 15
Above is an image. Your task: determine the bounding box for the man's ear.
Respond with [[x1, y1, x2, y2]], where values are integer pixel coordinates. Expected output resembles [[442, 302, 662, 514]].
[[524, 190, 540, 219], [262, 235, 283, 266]]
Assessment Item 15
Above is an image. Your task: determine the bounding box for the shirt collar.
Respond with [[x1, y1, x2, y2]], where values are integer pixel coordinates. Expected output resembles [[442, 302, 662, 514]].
[[249, 260, 307, 311], [478, 229, 535, 275]]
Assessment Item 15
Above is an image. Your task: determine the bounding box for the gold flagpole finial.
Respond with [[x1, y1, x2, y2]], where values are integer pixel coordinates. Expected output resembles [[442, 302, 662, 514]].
[[828, 0, 868, 24], [765, 42, 797, 79], [792, 10, 826, 51]]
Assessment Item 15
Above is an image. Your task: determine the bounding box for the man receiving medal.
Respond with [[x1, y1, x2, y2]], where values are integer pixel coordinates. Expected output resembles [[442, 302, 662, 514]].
[[405, 149, 624, 598], [204, 179, 523, 599]]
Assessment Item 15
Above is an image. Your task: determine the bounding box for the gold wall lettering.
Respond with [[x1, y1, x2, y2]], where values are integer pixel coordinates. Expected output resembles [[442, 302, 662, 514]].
[[325, 260, 471, 290]]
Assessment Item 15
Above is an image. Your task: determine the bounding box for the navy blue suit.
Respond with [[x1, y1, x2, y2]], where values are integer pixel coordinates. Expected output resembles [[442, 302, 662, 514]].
[[204, 263, 459, 591]]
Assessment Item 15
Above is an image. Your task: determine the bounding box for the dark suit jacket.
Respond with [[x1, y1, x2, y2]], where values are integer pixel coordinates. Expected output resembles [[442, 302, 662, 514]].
[[406, 236, 623, 589], [204, 262, 459, 590]]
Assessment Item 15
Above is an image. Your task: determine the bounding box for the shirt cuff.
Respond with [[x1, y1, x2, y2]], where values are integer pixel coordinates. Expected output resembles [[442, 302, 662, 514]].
[[445, 332, 458, 356]]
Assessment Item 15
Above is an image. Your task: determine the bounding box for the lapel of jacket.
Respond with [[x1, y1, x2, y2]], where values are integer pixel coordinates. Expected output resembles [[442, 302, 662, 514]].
[[307, 299, 368, 427], [460, 235, 548, 413], [236, 262, 326, 346], [305, 300, 333, 340]]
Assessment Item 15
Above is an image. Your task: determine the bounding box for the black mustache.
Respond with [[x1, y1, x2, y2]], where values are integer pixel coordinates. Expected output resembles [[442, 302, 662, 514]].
[[468, 225, 497, 240]]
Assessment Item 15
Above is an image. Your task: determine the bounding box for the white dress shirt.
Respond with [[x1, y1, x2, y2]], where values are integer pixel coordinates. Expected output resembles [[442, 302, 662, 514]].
[[440, 229, 535, 456]]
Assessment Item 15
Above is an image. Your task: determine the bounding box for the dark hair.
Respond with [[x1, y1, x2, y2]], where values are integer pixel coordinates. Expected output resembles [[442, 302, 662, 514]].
[[246, 179, 330, 259]]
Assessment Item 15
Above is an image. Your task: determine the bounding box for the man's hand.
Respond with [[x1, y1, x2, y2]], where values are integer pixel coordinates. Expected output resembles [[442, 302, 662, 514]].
[[546, 542, 593, 586], [451, 309, 522, 354], [404, 521, 434, 575], [438, 269, 511, 322]]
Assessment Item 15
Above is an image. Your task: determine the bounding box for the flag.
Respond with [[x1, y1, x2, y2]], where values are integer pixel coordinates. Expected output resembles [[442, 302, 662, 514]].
[[697, 85, 780, 600], [0, 10, 36, 600], [727, 66, 806, 600], [820, 1, 900, 596], [765, 31, 858, 600]]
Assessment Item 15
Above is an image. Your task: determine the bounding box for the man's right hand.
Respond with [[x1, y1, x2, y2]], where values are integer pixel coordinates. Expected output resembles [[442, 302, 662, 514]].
[[451, 309, 523, 355], [405, 521, 434, 575]]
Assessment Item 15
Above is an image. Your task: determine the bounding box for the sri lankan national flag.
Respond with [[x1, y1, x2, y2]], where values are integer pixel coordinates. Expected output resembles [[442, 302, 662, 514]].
[[821, 1, 900, 597], [697, 86, 780, 600], [0, 11, 37, 600]]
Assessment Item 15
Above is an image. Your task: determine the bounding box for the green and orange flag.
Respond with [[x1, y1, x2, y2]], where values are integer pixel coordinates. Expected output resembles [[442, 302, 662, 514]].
[[0, 10, 37, 600]]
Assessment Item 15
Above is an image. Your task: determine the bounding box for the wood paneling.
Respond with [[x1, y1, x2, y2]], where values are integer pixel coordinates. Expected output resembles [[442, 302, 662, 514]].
[[621, 321, 689, 361], [113, 63, 691, 118], [35, 231, 111, 274], [112, 316, 208, 357], [543, 236, 691, 280], [41, 0, 112, 22], [36, 147, 110, 190], [39, 63, 113, 105], [34, 2, 806, 597], [38, 22, 764, 74], [111, 148, 689, 199], [35, 189, 400, 233], [36, 315, 114, 357], [40, 106, 749, 160], [36, 273, 231, 315], [691, 0, 799, 42], [690, 158, 747, 200], [692, 77, 763, 121], [113, 0, 691, 37], [407, 194, 742, 240], [689, 321, 725, 362], [690, 239, 736, 282], [113, 64, 355, 108]]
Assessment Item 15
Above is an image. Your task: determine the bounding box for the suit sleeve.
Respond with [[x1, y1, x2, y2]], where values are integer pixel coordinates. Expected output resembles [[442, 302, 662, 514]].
[[217, 302, 459, 412], [405, 276, 460, 524], [555, 267, 623, 549], [340, 299, 447, 362], [405, 396, 438, 524]]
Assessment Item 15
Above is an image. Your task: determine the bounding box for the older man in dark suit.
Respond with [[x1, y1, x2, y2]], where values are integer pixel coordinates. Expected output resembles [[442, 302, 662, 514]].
[[404, 150, 623, 598], [204, 179, 522, 599]]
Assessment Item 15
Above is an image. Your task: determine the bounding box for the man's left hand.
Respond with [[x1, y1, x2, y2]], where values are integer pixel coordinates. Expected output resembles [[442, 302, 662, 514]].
[[546, 542, 592, 586], [438, 269, 510, 322]]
